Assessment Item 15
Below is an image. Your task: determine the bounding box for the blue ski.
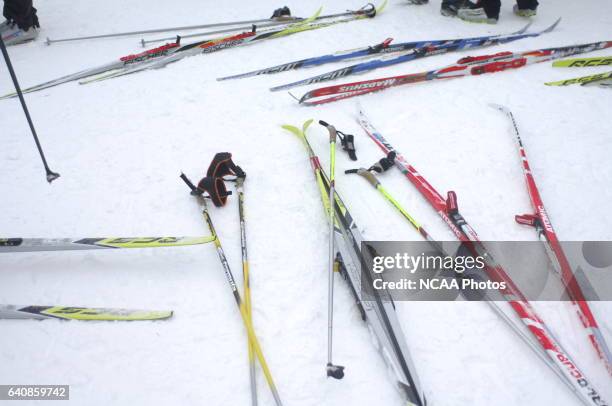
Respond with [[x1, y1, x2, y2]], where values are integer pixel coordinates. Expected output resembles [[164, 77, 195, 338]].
[[217, 22, 533, 81], [270, 18, 560, 92]]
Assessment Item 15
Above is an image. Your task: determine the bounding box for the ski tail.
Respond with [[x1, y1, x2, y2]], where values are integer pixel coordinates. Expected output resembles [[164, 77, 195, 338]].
[[282, 121, 426, 406], [0, 305, 172, 320]]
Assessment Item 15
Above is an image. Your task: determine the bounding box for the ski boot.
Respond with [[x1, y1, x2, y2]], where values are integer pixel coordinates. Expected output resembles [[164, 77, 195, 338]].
[[513, 5, 537, 17], [457, 7, 498, 24], [441, 0, 474, 17], [1, 24, 38, 46]]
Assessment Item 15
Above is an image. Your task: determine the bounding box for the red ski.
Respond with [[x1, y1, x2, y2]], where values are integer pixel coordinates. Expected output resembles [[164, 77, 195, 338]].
[[299, 40, 612, 105], [492, 104, 612, 376], [356, 107, 609, 406]]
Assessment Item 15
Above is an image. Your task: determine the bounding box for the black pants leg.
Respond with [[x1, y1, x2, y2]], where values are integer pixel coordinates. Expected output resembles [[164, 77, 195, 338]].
[[478, 0, 501, 18], [3, 0, 39, 30], [516, 0, 538, 10]]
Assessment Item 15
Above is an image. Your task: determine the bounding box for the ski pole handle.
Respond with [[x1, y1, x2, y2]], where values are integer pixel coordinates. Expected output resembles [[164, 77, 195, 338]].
[[319, 120, 337, 143], [356, 168, 380, 188], [180, 173, 198, 193]]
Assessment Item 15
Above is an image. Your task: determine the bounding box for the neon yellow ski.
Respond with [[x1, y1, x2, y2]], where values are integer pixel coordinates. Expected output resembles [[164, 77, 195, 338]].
[[553, 56, 612, 67], [545, 70, 612, 86]]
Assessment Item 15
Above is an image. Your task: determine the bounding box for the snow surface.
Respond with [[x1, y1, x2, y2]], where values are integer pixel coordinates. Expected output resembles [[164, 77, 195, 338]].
[[1, 0, 611, 405]]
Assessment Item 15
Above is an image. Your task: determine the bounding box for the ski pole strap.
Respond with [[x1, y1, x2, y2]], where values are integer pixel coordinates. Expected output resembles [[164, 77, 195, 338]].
[[337, 130, 357, 161], [206, 152, 246, 180], [196, 176, 232, 207], [348, 151, 396, 175], [318, 120, 357, 161]]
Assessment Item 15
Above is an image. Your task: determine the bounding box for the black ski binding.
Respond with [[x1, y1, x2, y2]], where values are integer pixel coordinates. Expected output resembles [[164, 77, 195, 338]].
[[271, 6, 291, 19]]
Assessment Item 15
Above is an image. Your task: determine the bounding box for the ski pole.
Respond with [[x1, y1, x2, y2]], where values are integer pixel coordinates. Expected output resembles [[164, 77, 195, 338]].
[[180, 173, 283, 406], [0, 36, 60, 183], [235, 173, 258, 406], [141, 5, 375, 47], [318, 120, 345, 379], [45, 16, 299, 45], [140, 19, 298, 47]]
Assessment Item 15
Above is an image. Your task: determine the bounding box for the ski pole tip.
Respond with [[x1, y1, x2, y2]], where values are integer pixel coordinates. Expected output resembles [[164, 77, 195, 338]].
[[46, 171, 60, 183], [326, 363, 345, 379]]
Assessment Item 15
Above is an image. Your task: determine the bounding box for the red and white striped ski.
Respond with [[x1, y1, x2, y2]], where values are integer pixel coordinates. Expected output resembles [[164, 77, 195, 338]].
[[356, 107, 609, 406], [298, 40, 612, 105], [491, 103, 612, 377]]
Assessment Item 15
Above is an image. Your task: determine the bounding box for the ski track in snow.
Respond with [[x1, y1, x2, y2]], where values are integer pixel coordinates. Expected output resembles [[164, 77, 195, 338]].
[[0, 0, 611, 405]]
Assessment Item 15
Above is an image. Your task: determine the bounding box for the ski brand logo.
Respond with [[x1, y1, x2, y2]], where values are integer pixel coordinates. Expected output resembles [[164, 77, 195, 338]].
[[569, 57, 612, 67], [537, 206, 554, 233], [202, 40, 244, 53], [339, 78, 396, 92]]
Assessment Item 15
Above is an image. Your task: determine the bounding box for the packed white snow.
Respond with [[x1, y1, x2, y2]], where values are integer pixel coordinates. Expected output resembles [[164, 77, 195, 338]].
[[1, 0, 611, 405]]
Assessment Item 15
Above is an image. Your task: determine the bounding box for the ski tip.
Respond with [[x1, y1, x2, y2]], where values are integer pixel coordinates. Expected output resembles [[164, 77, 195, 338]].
[[515, 21, 532, 35], [375, 0, 389, 14], [46, 171, 61, 183], [302, 119, 314, 132], [488, 103, 508, 113], [544, 17, 562, 33]]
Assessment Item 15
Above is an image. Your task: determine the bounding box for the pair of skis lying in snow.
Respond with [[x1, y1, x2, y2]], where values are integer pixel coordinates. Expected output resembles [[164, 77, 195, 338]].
[[283, 107, 611, 406], [0, 2, 385, 99], [0, 236, 215, 320], [220, 18, 558, 90], [547, 56, 612, 87], [297, 39, 612, 104]]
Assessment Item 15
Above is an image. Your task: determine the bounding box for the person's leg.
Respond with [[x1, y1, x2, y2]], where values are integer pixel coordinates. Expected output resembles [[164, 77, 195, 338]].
[[3, 0, 39, 30], [1, 0, 40, 45], [516, 0, 538, 10], [480, 0, 501, 18]]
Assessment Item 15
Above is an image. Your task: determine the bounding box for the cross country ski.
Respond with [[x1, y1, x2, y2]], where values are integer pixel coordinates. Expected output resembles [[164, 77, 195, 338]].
[[0, 236, 215, 252], [491, 104, 612, 376], [545, 70, 612, 86], [0, 2, 385, 98], [298, 40, 612, 105], [217, 21, 533, 81], [270, 19, 559, 91], [0, 305, 173, 321], [552, 56, 612, 67], [356, 108, 609, 406], [282, 120, 427, 406]]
